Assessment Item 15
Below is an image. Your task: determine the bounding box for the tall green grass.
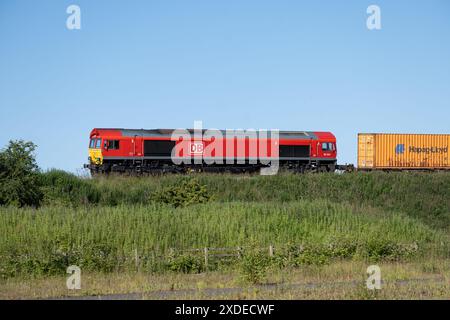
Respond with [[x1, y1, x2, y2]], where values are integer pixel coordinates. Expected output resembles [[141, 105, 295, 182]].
[[0, 200, 446, 278], [1, 170, 449, 278], [39, 171, 450, 230]]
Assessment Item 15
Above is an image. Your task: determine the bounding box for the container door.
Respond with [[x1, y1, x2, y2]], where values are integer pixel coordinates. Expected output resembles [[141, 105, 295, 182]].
[[358, 134, 375, 168]]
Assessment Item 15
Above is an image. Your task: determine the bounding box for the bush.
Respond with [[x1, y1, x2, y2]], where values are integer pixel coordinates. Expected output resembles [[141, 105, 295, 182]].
[[0, 140, 42, 207], [39, 170, 100, 206], [359, 238, 418, 262], [0, 240, 119, 279], [239, 241, 270, 284], [168, 254, 204, 273], [151, 178, 213, 207], [294, 246, 330, 266]]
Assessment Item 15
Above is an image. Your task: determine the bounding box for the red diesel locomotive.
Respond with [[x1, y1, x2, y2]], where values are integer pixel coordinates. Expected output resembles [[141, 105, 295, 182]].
[[85, 128, 337, 174]]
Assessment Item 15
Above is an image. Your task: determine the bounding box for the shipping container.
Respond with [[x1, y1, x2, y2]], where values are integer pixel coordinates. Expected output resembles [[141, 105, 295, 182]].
[[358, 133, 450, 170]]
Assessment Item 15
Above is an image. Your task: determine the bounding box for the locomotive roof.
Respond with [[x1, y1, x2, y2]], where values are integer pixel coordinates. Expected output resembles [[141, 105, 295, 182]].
[[91, 128, 335, 140]]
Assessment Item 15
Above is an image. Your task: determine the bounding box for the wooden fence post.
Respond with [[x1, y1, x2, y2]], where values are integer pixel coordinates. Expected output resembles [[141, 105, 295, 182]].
[[134, 248, 139, 269], [269, 245, 274, 257], [204, 247, 209, 270], [237, 246, 241, 259]]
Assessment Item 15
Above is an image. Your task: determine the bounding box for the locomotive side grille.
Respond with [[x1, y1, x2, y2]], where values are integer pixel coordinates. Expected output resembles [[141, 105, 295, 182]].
[[144, 140, 176, 157], [279, 145, 310, 158]]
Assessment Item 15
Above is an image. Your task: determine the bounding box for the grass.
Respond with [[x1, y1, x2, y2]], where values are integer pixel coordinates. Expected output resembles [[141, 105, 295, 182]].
[[1, 260, 449, 299], [0, 199, 448, 278], [1, 170, 449, 298], [39, 170, 450, 231]]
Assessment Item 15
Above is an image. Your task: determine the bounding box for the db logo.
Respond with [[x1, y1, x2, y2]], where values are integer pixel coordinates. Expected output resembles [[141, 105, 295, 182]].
[[189, 142, 204, 155]]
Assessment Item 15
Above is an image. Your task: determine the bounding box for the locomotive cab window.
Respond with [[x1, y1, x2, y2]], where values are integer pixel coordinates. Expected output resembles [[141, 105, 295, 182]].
[[322, 142, 335, 151], [106, 140, 120, 150], [95, 139, 102, 149], [89, 139, 95, 148]]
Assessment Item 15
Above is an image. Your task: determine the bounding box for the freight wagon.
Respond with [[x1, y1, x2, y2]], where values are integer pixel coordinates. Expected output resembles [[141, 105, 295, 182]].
[[85, 128, 338, 174], [358, 133, 450, 170]]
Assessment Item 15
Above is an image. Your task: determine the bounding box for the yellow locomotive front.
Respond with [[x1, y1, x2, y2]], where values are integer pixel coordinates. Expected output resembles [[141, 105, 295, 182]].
[[88, 137, 103, 166]]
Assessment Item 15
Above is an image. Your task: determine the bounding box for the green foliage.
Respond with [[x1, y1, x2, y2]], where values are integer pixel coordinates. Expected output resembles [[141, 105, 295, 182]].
[[32, 172, 450, 230], [0, 198, 447, 278], [0, 140, 42, 207], [0, 195, 449, 279], [39, 170, 100, 207], [274, 240, 420, 269], [167, 254, 204, 273], [151, 178, 213, 207], [0, 240, 119, 279], [1, 163, 449, 278], [239, 240, 270, 284], [360, 238, 419, 262], [293, 246, 330, 266]]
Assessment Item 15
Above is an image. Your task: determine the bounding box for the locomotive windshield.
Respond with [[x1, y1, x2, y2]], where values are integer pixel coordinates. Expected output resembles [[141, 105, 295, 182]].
[[89, 138, 102, 149], [322, 142, 335, 151]]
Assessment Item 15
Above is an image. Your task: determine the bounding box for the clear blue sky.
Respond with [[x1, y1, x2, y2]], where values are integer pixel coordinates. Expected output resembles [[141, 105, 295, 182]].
[[1, 0, 449, 172]]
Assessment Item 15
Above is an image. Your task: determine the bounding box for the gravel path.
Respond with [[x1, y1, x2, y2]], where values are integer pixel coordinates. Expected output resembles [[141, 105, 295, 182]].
[[48, 276, 446, 300]]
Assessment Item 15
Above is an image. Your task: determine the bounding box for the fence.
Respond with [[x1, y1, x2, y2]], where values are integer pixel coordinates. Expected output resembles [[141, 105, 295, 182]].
[[128, 242, 447, 272], [130, 245, 278, 271], [177, 245, 275, 268]]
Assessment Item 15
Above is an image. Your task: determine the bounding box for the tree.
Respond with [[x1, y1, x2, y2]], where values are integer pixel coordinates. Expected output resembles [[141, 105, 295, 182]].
[[0, 140, 43, 207]]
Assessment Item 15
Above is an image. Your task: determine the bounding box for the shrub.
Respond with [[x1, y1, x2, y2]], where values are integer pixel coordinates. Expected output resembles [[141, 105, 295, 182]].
[[151, 178, 213, 207], [0, 240, 119, 279], [272, 243, 330, 268], [39, 170, 100, 206], [294, 246, 330, 266], [360, 238, 418, 262], [239, 241, 270, 284], [168, 254, 204, 273], [0, 140, 43, 207]]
